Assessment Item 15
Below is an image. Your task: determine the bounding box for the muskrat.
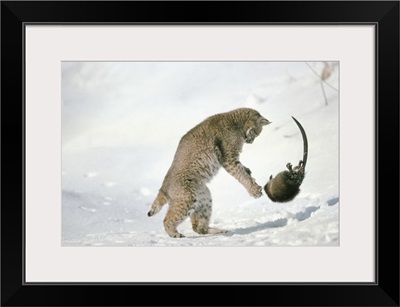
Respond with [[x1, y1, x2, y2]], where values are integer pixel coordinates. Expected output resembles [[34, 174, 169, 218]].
[[264, 116, 308, 202]]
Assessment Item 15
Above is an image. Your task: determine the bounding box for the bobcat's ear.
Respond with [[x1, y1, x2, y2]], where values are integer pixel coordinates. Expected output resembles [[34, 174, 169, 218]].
[[259, 116, 271, 126]]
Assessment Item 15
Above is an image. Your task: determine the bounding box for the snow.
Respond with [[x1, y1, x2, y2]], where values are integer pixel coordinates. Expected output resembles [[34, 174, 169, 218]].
[[62, 61, 339, 247]]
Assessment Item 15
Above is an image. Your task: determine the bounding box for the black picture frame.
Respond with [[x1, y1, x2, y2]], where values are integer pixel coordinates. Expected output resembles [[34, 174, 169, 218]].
[[1, 1, 399, 306]]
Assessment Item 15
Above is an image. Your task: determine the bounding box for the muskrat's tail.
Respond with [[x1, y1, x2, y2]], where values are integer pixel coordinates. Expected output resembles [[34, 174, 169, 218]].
[[147, 190, 168, 217], [291, 116, 308, 168]]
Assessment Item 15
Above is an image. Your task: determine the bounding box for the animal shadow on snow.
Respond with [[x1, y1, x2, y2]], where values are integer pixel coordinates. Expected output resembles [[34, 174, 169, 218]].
[[228, 196, 339, 236]]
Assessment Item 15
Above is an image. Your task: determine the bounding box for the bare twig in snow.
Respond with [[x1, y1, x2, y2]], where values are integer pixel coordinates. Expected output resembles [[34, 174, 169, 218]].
[[321, 62, 332, 81], [305, 62, 337, 106], [320, 80, 328, 106], [305, 62, 338, 91]]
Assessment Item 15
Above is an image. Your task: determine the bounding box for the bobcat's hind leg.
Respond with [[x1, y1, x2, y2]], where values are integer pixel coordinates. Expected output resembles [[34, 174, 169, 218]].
[[190, 187, 227, 235], [191, 210, 227, 235], [163, 200, 192, 238]]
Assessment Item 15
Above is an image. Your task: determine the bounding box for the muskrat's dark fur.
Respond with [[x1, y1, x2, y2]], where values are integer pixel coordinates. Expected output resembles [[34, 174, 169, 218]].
[[264, 116, 308, 202]]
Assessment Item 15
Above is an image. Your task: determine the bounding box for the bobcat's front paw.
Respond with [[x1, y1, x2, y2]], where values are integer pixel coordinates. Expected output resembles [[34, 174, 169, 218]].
[[249, 183, 263, 198]]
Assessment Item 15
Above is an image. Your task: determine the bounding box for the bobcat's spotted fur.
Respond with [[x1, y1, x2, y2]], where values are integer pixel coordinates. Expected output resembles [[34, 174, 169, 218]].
[[148, 108, 270, 238]]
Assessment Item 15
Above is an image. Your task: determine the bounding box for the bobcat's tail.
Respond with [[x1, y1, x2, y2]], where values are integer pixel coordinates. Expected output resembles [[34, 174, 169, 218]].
[[147, 190, 168, 217]]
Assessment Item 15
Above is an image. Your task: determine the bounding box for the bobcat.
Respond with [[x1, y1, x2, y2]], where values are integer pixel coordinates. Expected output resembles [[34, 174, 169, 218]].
[[148, 108, 271, 238]]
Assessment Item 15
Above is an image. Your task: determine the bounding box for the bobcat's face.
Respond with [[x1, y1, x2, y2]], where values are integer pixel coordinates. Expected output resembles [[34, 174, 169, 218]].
[[244, 114, 270, 143]]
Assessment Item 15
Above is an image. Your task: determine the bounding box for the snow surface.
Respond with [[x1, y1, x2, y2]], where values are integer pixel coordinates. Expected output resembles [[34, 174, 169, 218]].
[[62, 61, 339, 247]]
